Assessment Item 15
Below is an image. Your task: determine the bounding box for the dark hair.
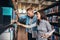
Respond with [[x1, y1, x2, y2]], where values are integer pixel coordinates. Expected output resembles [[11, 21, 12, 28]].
[[36, 11, 47, 25], [26, 7, 33, 11], [36, 10, 47, 20]]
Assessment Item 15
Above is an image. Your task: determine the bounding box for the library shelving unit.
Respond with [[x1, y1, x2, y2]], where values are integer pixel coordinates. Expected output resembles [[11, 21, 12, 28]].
[[46, 12, 60, 17], [38, 1, 60, 40], [38, 1, 60, 11], [0, 0, 16, 40]]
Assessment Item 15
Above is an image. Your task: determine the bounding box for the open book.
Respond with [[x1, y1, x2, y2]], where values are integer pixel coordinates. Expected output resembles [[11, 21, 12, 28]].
[[42, 29, 55, 38], [46, 29, 55, 35]]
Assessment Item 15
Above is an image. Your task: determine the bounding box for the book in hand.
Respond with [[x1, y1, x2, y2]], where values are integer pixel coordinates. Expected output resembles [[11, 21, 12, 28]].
[[42, 29, 55, 38]]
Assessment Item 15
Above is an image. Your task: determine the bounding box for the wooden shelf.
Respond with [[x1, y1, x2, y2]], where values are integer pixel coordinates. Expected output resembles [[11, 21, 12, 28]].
[[46, 12, 60, 17], [38, 1, 60, 11], [18, 1, 39, 5], [50, 22, 58, 25], [53, 32, 60, 37], [45, 0, 60, 2]]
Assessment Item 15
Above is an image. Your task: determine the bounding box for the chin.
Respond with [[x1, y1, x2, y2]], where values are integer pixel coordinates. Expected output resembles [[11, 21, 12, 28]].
[[37, 18, 39, 20], [37, 18, 40, 20]]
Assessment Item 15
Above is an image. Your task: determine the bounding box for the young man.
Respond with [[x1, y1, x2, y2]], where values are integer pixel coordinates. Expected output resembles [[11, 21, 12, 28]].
[[12, 7, 37, 40], [25, 7, 37, 40]]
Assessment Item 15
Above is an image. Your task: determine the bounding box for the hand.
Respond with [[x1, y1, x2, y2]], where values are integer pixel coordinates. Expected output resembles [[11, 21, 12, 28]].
[[42, 33, 50, 38], [16, 22, 21, 25], [44, 33, 50, 38], [11, 20, 17, 24], [44, 29, 55, 38], [42, 29, 55, 38], [15, 10, 19, 15]]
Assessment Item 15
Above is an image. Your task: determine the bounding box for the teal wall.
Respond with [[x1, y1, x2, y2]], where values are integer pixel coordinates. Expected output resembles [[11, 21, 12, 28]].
[[2, 7, 12, 15], [2, 7, 13, 20]]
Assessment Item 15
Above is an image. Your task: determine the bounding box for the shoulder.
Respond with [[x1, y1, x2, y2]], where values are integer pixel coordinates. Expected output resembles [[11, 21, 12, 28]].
[[41, 20, 51, 27], [41, 20, 49, 24], [19, 15, 27, 19]]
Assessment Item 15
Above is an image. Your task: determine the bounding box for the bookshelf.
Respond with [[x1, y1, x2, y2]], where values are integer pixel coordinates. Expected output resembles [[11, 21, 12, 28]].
[[0, 0, 15, 40], [17, 0, 39, 4], [38, 1, 60, 11], [50, 22, 58, 25], [46, 12, 60, 17], [45, 0, 59, 2], [17, 3, 39, 14], [38, 1, 60, 40]]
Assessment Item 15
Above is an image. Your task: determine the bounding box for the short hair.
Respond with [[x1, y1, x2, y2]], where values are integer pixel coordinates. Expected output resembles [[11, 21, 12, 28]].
[[26, 7, 33, 11]]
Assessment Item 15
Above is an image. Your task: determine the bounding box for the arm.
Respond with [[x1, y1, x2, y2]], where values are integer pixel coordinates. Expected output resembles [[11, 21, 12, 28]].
[[46, 21, 52, 32], [16, 22, 36, 28], [43, 29, 55, 38], [43, 21, 55, 38]]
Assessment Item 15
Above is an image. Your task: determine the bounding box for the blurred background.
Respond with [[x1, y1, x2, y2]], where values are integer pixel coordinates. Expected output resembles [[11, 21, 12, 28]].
[[0, 0, 60, 40]]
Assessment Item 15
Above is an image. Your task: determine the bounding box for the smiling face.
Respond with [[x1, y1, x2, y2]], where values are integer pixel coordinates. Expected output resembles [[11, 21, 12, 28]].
[[36, 11, 47, 20], [27, 9, 34, 17], [36, 12, 41, 20]]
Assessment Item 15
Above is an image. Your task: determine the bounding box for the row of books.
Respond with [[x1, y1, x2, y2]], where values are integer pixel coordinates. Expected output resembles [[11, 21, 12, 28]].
[[44, 6, 58, 15], [51, 25, 59, 40], [47, 16, 58, 23]]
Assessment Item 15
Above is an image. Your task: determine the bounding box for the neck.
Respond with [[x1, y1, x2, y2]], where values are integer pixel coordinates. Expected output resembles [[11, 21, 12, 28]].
[[28, 15, 34, 19], [38, 19, 41, 21], [30, 16, 34, 19]]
